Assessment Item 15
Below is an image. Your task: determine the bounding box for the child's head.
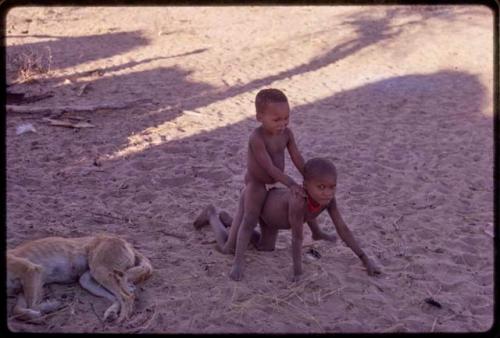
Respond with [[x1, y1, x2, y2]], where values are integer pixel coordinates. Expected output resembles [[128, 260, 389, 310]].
[[255, 88, 290, 134], [303, 158, 337, 206]]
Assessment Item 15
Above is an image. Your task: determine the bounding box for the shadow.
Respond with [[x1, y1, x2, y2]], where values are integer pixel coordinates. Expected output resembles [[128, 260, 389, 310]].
[[24, 69, 486, 237], [6, 7, 491, 241], [43, 48, 210, 85], [112, 70, 487, 258], [7, 30, 150, 71], [175, 9, 405, 112], [48, 65, 217, 145]]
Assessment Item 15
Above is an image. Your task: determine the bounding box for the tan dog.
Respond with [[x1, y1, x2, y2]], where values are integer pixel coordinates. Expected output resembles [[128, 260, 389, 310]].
[[7, 234, 153, 323]]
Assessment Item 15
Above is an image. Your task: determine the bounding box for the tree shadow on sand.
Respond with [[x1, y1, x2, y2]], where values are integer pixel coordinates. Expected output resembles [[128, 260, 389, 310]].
[[6, 6, 492, 240], [70, 70, 490, 239], [6, 30, 150, 73]]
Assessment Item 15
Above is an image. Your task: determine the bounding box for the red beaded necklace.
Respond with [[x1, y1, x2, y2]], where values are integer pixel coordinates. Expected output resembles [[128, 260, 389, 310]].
[[306, 192, 321, 213]]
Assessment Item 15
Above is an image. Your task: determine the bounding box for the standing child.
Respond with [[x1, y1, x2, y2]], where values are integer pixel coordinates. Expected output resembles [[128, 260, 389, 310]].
[[195, 88, 336, 281]]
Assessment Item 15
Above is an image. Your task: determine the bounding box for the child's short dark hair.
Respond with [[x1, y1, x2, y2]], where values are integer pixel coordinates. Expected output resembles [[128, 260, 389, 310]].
[[255, 88, 288, 115], [304, 158, 337, 181]]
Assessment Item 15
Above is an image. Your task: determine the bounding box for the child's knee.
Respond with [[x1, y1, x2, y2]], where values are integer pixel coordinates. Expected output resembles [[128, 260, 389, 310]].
[[241, 213, 259, 229]]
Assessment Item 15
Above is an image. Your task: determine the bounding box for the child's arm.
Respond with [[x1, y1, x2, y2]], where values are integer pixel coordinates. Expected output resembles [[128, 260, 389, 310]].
[[250, 134, 300, 189], [307, 220, 337, 242], [327, 199, 380, 276], [285, 129, 305, 175]]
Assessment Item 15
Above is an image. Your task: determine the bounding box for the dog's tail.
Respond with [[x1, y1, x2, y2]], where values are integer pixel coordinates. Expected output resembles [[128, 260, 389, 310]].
[[125, 249, 153, 285]]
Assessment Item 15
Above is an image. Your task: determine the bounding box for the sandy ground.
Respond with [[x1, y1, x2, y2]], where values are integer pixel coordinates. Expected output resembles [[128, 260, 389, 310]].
[[4, 5, 495, 333]]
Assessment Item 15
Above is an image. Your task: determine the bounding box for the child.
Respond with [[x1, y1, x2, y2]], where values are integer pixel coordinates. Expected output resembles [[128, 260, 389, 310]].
[[195, 88, 335, 281], [195, 157, 380, 281]]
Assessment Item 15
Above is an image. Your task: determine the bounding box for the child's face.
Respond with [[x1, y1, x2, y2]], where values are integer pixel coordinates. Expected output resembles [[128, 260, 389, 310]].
[[304, 174, 337, 206], [257, 102, 290, 134]]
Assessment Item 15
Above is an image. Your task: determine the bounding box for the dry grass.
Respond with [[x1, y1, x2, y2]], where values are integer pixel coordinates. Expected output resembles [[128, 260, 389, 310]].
[[9, 46, 52, 84], [221, 266, 346, 333]]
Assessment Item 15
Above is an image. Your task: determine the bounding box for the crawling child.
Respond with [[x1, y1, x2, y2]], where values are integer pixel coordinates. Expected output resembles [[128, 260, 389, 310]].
[[195, 157, 380, 281]]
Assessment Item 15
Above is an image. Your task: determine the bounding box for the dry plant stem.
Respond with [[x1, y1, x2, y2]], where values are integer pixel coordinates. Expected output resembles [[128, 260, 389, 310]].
[[158, 229, 188, 240], [431, 317, 438, 332], [6, 98, 151, 115], [259, 294, 324, 332]]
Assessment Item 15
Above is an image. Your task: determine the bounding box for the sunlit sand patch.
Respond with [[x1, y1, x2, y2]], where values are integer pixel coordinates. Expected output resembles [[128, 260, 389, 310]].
[[107, 97, 252, 160], [106, 75, 377, 161], [105, 67, 444, 162]]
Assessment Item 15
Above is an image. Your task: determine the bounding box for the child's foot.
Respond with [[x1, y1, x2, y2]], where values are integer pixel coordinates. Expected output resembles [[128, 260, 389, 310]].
[[229, 265, 243, 281], [312, 231, 338, 242], [193, 204, 217, 229], [218, 210, 232, 228], [215, 243, 234, 255]]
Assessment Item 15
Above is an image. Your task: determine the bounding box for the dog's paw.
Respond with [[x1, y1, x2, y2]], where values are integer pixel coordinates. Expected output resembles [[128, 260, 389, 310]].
[[103, 304, 119, 322], [39, 299, 62, 313], [16, 309, 43, 323], [127, 283, 136, 293]]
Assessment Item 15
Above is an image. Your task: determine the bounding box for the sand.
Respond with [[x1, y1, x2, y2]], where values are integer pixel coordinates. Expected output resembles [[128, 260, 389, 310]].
[[5, 5, 494, 333]]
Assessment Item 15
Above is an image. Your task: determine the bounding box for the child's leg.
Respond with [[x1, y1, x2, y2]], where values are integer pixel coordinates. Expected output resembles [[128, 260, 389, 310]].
[[256, 218, 279, 251], [222, 188, 245, 254], [230, 182, 267, 281], [195, 205, 229, 251], [307, 219, 337, 242], [218, 210, 232, 227]]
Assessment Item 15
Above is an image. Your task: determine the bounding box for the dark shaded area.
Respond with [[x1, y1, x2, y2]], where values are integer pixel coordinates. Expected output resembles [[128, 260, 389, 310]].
[[44, 48, 210, 84], [7, 30, 150, 71]]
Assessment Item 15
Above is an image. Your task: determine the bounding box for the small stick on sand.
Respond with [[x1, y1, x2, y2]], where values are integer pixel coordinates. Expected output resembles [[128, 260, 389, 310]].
[[158, 229, 188, 240], [7, 98, 151, 115], [431, 317, 438, 332], [392, 215, 404, 232]]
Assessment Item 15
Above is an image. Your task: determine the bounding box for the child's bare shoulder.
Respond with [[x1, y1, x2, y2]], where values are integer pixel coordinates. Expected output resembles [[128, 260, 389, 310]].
[[284, 127, 296, 139], [249, 127, 265, 143]]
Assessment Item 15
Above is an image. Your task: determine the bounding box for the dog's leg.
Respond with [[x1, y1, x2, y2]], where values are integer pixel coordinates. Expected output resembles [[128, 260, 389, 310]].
[[79, 271, 120, 321], [79, 271, 116, 301], [38, 299, 63, 313], [21, 261, 44, 311], [13, 293, 42, 322], [90, 266, 134, 322], [125, 250, 153, 285]]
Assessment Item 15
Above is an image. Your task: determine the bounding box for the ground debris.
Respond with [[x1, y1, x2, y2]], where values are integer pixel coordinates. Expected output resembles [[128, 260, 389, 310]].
[[43, 118, 95, 129]]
